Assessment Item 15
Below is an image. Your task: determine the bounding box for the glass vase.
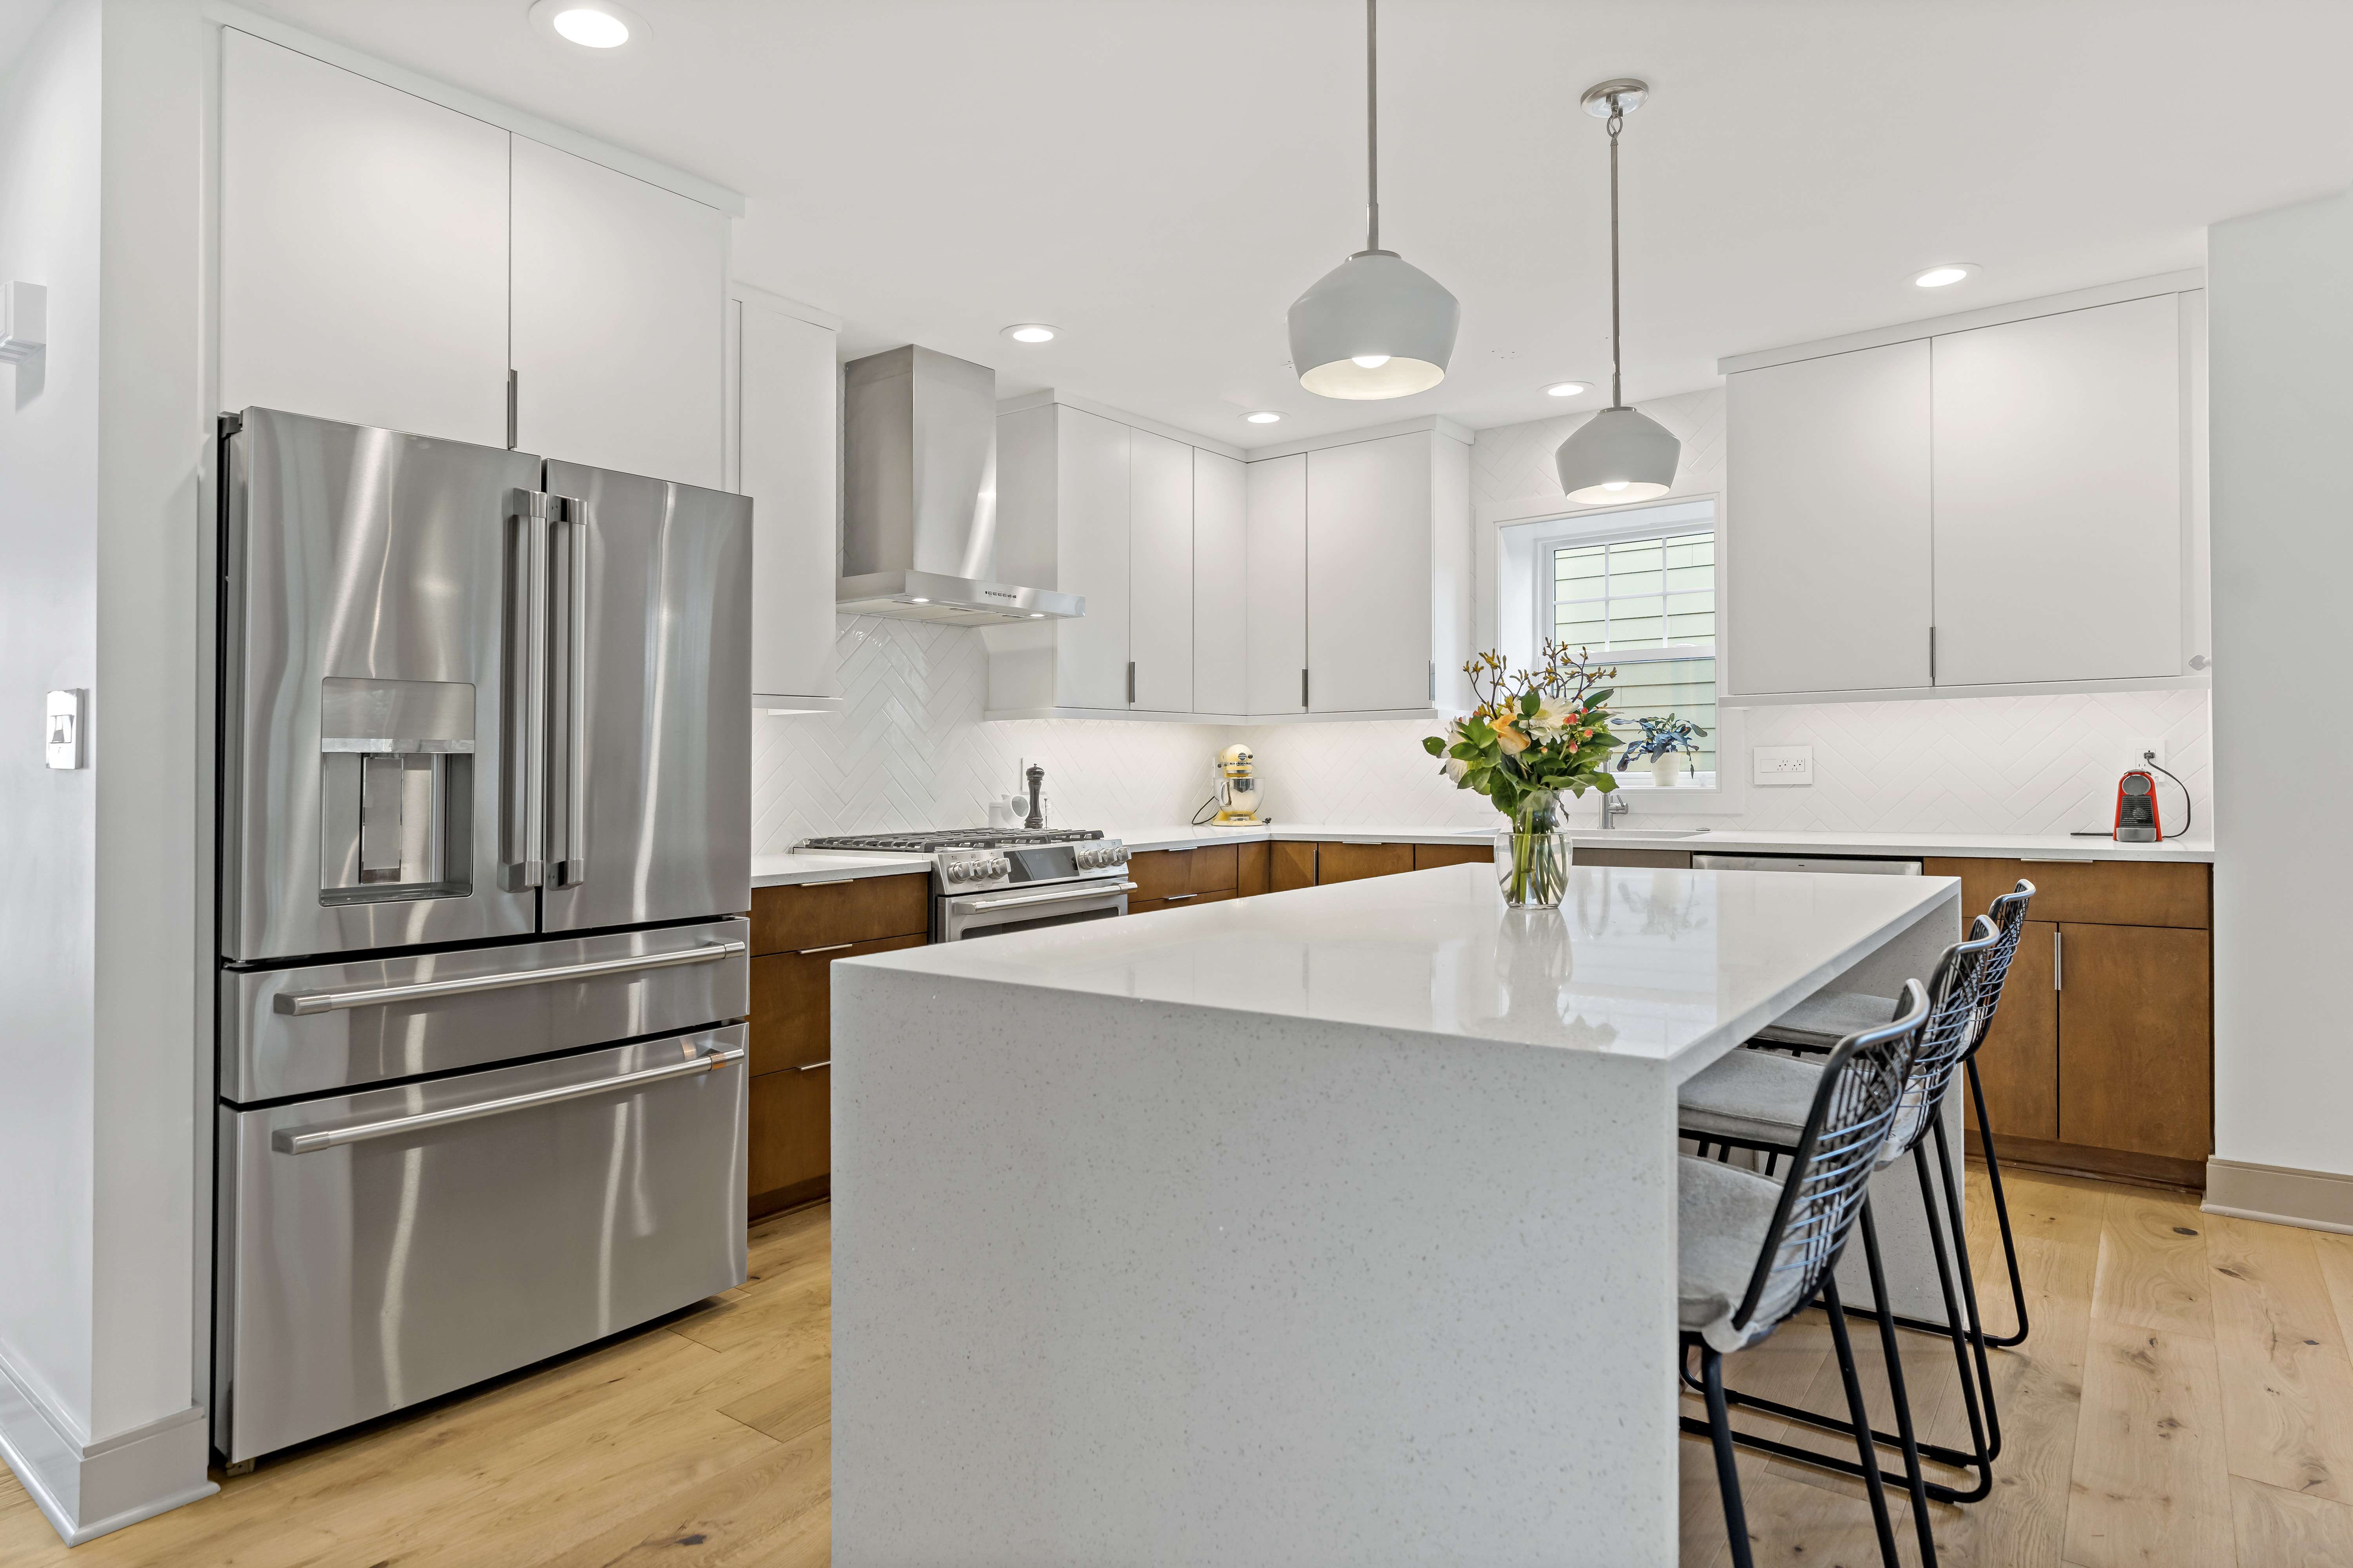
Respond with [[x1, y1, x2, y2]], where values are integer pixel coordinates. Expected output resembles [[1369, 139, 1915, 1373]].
[[1494, 789, 1571, 908]]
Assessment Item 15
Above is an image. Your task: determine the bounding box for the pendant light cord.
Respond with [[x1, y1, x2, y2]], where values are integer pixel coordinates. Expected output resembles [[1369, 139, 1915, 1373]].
[[1364, 0, 1380, 253], [1606, 96, 1625, 409]]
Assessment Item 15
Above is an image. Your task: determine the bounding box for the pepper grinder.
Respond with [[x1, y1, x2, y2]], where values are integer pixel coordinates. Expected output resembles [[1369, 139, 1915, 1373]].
[[1023, 764, 1046, 829]]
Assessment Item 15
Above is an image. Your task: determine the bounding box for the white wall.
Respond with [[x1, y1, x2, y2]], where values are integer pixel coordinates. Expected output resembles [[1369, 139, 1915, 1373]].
[[2209, 187, 2353, 1183]]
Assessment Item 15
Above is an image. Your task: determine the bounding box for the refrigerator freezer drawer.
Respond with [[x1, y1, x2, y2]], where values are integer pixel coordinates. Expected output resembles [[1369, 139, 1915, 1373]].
[[220, 917, 749, 1101], [214, 1026, 747, 1464]]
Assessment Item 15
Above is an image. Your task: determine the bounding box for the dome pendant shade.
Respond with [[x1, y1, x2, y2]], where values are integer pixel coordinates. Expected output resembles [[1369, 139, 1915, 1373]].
[[1289, 249, 1459, 400], [1555, 405, 1680, 505]]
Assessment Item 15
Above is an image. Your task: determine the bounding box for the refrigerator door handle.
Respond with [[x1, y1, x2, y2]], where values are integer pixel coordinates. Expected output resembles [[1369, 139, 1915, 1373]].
[[553, 498, 589, 889], [270, 1045, 746, 1154], [270, 937, 748, 1015], [505, 490, 556, 890]]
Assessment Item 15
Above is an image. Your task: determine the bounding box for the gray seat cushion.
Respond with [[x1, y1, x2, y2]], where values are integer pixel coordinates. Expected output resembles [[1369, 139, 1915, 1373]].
[[1678, 1047, 1820, 1146], [1680, 1154, 1807, 1353], [1751, 990, 1903, 1049]]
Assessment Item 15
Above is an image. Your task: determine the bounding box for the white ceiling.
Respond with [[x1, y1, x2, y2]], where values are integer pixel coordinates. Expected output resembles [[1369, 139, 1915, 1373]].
[[241, 0, 2353, 447]]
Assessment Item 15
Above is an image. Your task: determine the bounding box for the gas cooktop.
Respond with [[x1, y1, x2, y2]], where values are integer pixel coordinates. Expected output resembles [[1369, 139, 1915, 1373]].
[[799, 828, 1106, 853]]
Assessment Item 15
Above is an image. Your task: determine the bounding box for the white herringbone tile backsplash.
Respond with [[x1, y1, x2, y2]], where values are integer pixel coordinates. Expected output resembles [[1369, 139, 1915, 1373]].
[[752, 393, 2212, 846]]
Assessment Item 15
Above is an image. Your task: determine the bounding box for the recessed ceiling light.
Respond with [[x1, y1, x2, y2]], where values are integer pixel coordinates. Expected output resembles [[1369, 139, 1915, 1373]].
[[1244, 411, 1283, 425], [529, 0, 643, 50], [1001, 324, 1058, 344], [909, 597, 929, 605], [1544, 382, 1589, 398], [1912, 263, 1979, 289]]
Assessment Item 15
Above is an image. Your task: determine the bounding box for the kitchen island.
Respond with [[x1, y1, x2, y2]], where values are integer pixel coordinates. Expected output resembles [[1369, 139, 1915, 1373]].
[[831, 863, 1962, 1567]]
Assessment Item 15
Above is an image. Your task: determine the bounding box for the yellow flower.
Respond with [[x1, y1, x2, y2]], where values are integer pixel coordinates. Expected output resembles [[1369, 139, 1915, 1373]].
[[1496, 723, 1531, 756]]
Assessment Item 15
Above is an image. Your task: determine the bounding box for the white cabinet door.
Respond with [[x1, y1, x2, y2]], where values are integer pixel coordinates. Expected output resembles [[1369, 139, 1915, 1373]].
[[1054, 408, 1131, 710], [1931, 294, 2184, 685], [511, 137, 726, 487], [220, 30, 510, 445], [1306, 432, 1432, 712], [1725, 340, 1933, 695], [1192, 450, 1248, 716], [1127, 430, 1194, 711], [736, 299, 838, 705], [1245, 455, 1307, 714]]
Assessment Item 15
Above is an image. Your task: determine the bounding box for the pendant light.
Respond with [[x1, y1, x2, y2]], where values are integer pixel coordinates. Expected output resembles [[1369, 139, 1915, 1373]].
[[1286, 0, 1460, 400], [1555, 79, 1680, 504]]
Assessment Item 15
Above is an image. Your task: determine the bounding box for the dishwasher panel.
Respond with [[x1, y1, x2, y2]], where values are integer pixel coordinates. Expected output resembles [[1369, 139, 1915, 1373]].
[[214, 1026, 747, 1464]]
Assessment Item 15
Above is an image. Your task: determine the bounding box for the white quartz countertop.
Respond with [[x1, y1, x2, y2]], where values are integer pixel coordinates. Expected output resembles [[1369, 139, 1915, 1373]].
[[751, 850, 932, 887], [840, 860, 1958, 1069], [1109, 822, 2216, 863]]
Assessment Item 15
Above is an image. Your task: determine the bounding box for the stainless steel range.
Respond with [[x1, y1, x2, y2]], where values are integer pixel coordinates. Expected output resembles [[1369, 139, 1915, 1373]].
[[798, 828, 1134, 941]]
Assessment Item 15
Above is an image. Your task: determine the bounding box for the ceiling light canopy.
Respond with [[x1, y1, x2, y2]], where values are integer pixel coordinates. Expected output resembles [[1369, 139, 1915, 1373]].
[[1544, 381, 1589, 398], [1286, 0, 1460, 401], [1556, 79, 1682, 507], [1244, 411, 1284, 424], [1912, 263, 1979, 288], [529, 0, 643, 50]]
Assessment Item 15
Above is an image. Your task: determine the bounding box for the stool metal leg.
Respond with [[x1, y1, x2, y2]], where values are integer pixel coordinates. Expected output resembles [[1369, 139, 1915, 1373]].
[[1968, 1058, 2031, 1348], [1698, 1338, 1753, 1568], [1822, 1272, 1904, 1568], [1860, 1197, 1939, 1566]]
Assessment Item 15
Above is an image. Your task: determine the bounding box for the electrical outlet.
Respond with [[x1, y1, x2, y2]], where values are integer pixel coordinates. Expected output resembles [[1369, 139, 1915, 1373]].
[[1753, 745, 1813, 786], [2126, 736, 2166, 770]]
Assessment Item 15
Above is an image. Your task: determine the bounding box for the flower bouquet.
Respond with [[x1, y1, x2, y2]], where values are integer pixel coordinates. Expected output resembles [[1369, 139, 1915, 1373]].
[[1423, 642, 1620, 907]]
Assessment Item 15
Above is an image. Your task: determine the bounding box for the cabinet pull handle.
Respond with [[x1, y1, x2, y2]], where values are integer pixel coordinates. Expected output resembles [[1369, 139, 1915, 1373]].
[[1928, 625, 1937, 684], [2053, 928, 2063, 992], [1301, 667, 1309, 708], [797, 942, 853, 956], [1127, 661, 1136, 704], [506, 369, 518, 451], [796, 878, 856, 887], [1164, 892, 1198, 902], [1429, 661, 1435, 701], [798, 1059, 831, 1072]]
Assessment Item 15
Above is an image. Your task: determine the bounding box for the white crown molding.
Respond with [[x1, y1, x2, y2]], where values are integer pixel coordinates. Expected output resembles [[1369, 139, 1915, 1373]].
[[1715, 269, 2206, 376], [1244, 413, 1473, 462], [203, 2, 746, 216], [992, 389, 1245, 461], [728, 281, 840, 333]]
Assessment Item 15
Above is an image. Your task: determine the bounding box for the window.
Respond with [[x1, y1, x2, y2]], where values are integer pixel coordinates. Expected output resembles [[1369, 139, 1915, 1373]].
[[1538, 501, 1717, 780]]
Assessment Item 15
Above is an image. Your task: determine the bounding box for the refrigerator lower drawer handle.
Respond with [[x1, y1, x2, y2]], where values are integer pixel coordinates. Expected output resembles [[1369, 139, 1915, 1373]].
[[272, 1046, 747, 1154], [273, 939, 748, 1015]]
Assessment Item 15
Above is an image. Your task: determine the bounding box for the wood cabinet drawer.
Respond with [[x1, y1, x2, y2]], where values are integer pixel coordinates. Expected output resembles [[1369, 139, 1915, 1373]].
[[1924, 856, 2208, 929], [749, 933, 925, 1075], [749, 1068, 829, 1215], [1238, 840, 1271, 897], [1271, 841, 1317, 892], [1413, 842, 1492, 871], [1189, 843, 1240, 894], [1128, 849, 1193, 902], [1317, 841, 1414, 883], [751, 873, 929, 954], [1128, 888, 1240, 918]]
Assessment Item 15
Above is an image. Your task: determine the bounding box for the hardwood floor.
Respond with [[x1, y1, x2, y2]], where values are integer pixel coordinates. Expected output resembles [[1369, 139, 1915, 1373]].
[[5, 1169, 2352, 1566]]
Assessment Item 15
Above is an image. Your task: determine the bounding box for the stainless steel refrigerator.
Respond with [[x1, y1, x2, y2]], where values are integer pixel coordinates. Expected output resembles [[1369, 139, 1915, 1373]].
[[213, 408, 753, 1466]]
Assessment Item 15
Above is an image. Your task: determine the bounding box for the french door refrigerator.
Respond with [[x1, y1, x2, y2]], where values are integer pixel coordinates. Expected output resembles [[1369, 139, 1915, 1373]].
[[213, 408, 753, 1466]]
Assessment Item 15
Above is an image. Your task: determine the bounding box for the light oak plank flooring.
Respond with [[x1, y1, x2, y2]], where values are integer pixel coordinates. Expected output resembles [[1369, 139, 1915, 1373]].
[[4, 1171, 2352, 1566]]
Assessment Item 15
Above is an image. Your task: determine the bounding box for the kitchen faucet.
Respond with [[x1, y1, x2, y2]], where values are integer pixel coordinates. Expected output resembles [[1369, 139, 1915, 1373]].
[[1601, 793, 1629, 829]]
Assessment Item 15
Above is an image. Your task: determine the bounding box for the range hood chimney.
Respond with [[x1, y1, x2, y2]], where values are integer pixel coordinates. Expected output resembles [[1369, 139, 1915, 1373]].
[[836, 345, 1083, 624]]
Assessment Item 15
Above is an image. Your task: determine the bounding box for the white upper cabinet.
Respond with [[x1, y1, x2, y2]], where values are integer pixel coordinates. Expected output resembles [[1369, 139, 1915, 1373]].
[[1725, 340, 1933, 696], [1127, 429, 1194, 712], [1052, 407, 1133, 710], [1305, 432, 1437, 713], [733, 295, 840, 709], [1721, 280, 2203, 701], [1191, 450, 1249, 716], [511, 137, 727, 488], [220, 31, 510, 445], [1244, 455, 1308, 715], [1931, 294, 2184, 685]]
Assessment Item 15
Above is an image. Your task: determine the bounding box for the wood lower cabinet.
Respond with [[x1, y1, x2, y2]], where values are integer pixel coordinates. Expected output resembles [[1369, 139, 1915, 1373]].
[[1965, 919, 2058, 1141], [1315, 842, 1414, 883], [1271, 841, 1317, 891], [748, 873, 931, 1218], [1414, 842, 1491, 871], [1129, 889, 1240, 918]]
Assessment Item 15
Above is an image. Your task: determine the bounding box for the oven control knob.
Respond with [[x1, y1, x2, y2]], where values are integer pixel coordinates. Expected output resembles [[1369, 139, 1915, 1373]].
[[991, 856, 1008, 877], [945, 861, 966, 883], [1078, 847, 1098, 868]]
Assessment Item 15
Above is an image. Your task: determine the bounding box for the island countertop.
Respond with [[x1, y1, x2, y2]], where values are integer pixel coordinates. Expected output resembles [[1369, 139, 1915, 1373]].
[[843, 860, 1960, 1074]]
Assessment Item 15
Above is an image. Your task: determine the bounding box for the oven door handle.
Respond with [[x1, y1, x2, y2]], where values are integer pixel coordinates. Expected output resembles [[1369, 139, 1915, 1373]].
[[271, 1045, 746, 1154], [273, 939, 747, 1015], [956, 880, 1136, 913]]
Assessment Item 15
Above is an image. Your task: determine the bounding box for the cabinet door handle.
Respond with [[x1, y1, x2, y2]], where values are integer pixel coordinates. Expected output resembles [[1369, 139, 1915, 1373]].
[[1127, 661, 1136, 704], [1928, 625, 1937, 684], [797, 942, 853, 956], [2053, 928, 2063, 992], [1301, 667, 1309, 708], [798, 1059, 831, 1072], [1164, 892, 1198, 902]]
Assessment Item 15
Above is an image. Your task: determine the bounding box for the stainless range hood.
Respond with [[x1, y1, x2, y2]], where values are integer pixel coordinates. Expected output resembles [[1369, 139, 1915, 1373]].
[[837, 345, 1083, 624]]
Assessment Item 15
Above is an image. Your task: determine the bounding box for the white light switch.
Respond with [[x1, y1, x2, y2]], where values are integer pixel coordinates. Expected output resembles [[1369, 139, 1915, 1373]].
[[1753, 745, 1812, 786], [45, 689, 80, 769]]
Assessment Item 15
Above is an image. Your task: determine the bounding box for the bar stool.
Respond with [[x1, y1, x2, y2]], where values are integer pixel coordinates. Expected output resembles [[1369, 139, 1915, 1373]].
[[1679, 918, 1999, 1562], [1680, 978, 1931, 1568], [1750, 879, 2038, 1350]]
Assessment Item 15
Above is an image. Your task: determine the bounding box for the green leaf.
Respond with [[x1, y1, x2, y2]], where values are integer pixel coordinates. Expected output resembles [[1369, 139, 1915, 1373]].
[[1422, 736, 1446, 756], [1520, 691, 1540, 718], [1593, 774, 1618, 793]]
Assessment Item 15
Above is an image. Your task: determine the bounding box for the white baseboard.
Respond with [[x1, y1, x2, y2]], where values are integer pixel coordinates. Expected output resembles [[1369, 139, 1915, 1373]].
[[2204, 1157, 2353, 1237], [0, 1345, 214, 1545]]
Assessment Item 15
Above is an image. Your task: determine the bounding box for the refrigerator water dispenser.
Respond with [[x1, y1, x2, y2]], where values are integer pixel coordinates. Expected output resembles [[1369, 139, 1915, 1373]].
[[319, 676, 475, 901]]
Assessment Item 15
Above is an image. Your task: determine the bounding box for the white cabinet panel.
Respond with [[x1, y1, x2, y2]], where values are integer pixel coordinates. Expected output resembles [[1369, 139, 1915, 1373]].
[[220, 30, 509, 445], [511, 137, 726, 487], [1931, 294, 2184, 685], [1054, 408, 1131, 710], [1726, 340, 1933, 695], [1192, 451, 1248, 715], [1127, 429, 1193, 711], [736, 299, 838, 705], [1245, 455, 1307, 714], [1306, 432, 1432, 712]]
